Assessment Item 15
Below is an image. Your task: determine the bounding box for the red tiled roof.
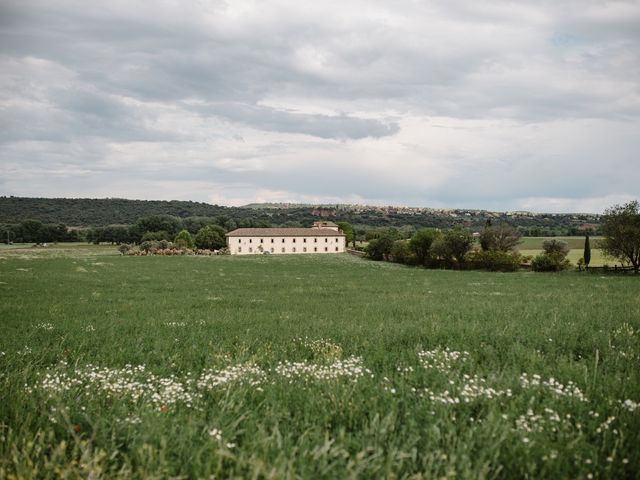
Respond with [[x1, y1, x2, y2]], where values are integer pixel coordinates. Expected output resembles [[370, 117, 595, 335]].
[[225, 228, 345, 237]]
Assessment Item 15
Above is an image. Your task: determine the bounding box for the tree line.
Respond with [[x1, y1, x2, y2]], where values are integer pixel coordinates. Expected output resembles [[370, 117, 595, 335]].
[[0, 196, 601, 236], [363, 201, 640, 274]]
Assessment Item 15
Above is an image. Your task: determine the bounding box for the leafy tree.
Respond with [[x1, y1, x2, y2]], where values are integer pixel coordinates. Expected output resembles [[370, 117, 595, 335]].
[[141, 231, 172, 242], [195, 225, 226, 250], [542, 239, 570, 259], [366, 236, 394, 261], [583, 235, 591, 269], [336, 221, 354, 247], [479, 224, 521, 252], [136, 215, 183, 237], [390, 240, 412, 264], [19, 219, 45, 243], [366, 228, 400, 242], [174, 229, 194, 249], [530, 239, 571, 272], [442, 227, 474, 265], [409, 229, 440, 265], [182, 217, 217, 234], [600, 200, 640, 273]]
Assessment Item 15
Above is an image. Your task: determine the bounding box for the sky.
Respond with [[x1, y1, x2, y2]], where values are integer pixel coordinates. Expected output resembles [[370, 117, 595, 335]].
[[1, 0, 639, 213]]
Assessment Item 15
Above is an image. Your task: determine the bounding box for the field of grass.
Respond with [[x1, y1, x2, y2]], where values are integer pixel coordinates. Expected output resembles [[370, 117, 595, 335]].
[[518, 237, 610, 267], [1, 245, 639, 478]]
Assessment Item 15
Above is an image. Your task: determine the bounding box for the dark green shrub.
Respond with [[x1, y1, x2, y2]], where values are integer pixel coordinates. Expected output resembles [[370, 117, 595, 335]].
[[469, 250, 523, 272], [531, 253, 571, 272]]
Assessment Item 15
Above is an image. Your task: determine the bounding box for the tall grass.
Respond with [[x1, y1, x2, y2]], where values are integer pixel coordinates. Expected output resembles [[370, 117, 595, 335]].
[[0, 248, 638, 478]]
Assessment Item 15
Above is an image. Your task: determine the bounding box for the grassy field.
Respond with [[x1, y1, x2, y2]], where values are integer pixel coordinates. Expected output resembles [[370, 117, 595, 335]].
[[1, 245, 639, 478], [517, 237, 610, 267]]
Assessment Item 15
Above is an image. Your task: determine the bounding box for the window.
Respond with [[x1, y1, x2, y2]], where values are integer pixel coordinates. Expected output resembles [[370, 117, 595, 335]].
[[335, 238, 338, 242], [303, 247, 307, 252], [260, 238, 264, 243], [314, 238, 317, 243], [270, 248, 274, 253], [282, 238, 285, 243], [335, 247, 338, 251], [303, 238, 307, 243], [238, 239, 241, 243], [238, 247, 242, 252], [292, 247, 296, 252], [249, 247, 252, 253], [293, 238, 296, 243], [282, 247, 285, 253], [249, 239, 252, 243], [325, 238, 328, 243], [314, 247, 317, 252], [271, 238, 274, 243], [324, 247, 328, 252]]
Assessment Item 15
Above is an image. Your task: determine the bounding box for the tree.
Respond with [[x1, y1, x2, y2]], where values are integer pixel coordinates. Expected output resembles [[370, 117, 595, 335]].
[[600, 200, 640, 273], [135, 215, 183, 237], [583, 235, 591, 269], [174, 229, 194, 249], [442, 227, 474, 266], [336, 221, 354, 247], [366, 235, 394, 261], [390, 239, 412, 264], [183, 217, 217, 234], [195, 225, 226, 250], [479, 224, 521, 252], [532, 239, 571, 272], [409, 229, 440, 265], [19, 219, 45, 243], [141, 230, 172, 242], [542, 239, 570, 259]]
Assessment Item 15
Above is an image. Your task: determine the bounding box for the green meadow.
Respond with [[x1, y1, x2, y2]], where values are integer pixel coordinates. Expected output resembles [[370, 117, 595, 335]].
[[1, 245, 639, 478]]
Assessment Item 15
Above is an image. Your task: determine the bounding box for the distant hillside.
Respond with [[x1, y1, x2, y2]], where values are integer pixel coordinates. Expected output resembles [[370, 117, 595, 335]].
[[0, 196, 601, 235], [0, 197, 237, 226]]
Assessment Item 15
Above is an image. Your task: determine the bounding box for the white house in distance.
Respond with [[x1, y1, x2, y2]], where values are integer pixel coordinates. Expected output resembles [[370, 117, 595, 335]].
[[226, 221, 347, 255]]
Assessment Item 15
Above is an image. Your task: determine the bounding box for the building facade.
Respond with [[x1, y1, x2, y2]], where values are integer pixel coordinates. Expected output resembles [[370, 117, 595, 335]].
[[225, 222, 346, 255]]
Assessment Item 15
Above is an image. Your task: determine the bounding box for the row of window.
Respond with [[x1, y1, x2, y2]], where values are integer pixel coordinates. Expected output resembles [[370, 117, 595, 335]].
[[238, 246, 339, 253], [239, 237, 339, 244]]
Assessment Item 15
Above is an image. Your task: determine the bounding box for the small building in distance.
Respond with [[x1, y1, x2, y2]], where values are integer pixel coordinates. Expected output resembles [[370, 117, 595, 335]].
[[225, 221, 346, 255]]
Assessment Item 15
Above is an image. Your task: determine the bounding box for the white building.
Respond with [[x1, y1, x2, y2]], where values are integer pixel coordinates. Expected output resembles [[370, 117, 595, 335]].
[[226, 221, 347, 255]]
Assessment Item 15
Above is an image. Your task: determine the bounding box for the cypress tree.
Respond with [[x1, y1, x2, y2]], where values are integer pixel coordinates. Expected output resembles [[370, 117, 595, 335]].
[[584, 234, 591, 269]]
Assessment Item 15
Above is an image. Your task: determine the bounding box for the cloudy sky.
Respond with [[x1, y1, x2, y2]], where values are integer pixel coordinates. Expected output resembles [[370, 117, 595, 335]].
[[1, 0, 639, 212]]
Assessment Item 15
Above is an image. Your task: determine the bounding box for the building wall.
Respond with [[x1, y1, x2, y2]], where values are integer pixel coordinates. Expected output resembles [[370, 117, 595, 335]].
[[228, 235, 346, 255]]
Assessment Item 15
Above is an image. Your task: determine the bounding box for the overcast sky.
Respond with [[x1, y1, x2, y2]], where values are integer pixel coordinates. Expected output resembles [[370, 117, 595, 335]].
[[1, 0, 639, 213]]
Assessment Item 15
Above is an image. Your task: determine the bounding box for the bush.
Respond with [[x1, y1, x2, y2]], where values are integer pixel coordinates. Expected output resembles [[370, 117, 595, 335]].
[[140, 240, 160, 253], [174, 229, 194, 249], [469, 250, 523, 272], [117, 244, 132, 255], [531, 253, 571, 272]]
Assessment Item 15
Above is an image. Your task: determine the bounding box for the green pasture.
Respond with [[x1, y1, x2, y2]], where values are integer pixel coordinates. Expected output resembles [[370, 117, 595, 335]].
[[0, 246, 639, 478]]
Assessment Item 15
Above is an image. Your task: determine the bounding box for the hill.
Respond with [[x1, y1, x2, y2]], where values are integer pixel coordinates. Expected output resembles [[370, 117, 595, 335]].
[[0, 196, 601, 235]]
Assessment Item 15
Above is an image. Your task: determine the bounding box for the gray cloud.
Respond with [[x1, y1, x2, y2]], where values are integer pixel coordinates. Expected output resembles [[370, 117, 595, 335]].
[[0, 0, 638, 212]]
